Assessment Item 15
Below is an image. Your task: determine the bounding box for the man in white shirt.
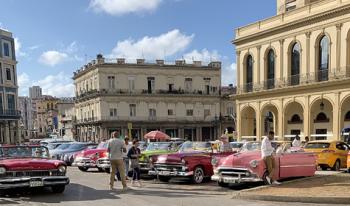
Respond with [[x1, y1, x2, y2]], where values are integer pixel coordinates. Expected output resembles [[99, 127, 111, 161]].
[[261, 131, 281, 185], [292, 135, 302, 147], [123, 137, 132, 180], [107, 131, 128, 190]]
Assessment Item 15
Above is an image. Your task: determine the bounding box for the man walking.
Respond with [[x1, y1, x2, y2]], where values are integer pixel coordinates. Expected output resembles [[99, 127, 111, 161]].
[[123, 137, 132, 180], [261, 131, 280, 185], [107, 131, 128, 191]]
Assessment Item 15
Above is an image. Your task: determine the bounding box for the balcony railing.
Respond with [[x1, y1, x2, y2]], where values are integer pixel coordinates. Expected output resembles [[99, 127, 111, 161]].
[[0, 110, 21, 119], [237, 68, 350, 94], [75, 88, 221, 100]]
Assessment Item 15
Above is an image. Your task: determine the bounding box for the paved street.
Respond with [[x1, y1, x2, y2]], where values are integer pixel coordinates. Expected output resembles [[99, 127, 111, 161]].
[[0, 167, 347, 206]]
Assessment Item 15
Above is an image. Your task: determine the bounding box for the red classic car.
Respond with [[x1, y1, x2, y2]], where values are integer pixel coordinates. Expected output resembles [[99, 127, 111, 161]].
[[148, 141, 233, 184], [211, 142, 317, 187], [0, 145, 69, 194], [72, 142, 108, 172]]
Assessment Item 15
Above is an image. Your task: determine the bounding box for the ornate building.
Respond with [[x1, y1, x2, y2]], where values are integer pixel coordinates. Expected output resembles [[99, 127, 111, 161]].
[[0, 29, 20, 144], [234, 0, 350, 141], [73, 55, 235, 142]]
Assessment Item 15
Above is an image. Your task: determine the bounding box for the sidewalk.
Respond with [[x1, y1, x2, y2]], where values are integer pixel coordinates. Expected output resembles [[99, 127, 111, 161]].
[[233, 172, 350, 204]]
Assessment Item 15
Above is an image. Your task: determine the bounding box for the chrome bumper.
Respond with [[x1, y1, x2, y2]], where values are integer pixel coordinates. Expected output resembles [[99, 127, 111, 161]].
[[96, 158, 110, 169], [211, 174, 261, 184], [148, 170, 193, 177], [72, 158, 97, 168], [0, 176, 70, 189]]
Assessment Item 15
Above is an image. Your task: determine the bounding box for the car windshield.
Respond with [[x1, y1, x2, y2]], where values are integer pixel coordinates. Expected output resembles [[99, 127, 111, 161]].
[[68, 144, 87, 150], [97, 142, 108, 149], [240, 142, 261, 152], [47, 143, 61, 150], [55, 143, 72, 150], [178, 142, 211, 152], [230, 142, 244, 149], [0, 146, 49, 158], [305, 143, 330, 149], [146, 142, 172, 151]]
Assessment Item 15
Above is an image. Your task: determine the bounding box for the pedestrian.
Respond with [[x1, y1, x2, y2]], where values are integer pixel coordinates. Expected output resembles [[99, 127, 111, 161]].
[[127, 139, 142, 187], [261, 131, 280, 185], [304, 136, 309, 143], [107, 131, 128, 191], [292, 134, 302, 147], [219, 135, 232, 152], [123, 137, 132, 180]]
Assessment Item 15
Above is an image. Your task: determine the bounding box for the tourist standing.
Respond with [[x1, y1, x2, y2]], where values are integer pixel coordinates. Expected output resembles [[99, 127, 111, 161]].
[[107, 131, 128, 191], [261, 131, 280, 185], [123, 137, 132, 180], [292, 135, 302, 147], [128, 139, 142, 187]]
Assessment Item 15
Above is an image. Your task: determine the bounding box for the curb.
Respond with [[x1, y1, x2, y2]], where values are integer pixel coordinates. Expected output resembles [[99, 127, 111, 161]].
[[233, 194, 350, 205]]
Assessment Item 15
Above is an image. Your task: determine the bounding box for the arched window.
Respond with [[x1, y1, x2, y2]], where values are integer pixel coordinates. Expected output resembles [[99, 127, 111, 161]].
[[318, 36, 329, 81], [267, 49, 275, 89], [345, 111, 350, 121], [246, 55, 253, 92], [314, 112, 329, 123], [290, 43, 300, 85], [289, 114, 303, 124]]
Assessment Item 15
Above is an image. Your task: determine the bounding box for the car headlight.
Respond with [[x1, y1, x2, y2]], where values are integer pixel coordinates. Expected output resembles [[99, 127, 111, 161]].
[[211, 157, 218, 166], [249, 160, 259, 168], [58, 165, 67, 173], [181, 158, 186, 165], [0, 167, 6, 174]]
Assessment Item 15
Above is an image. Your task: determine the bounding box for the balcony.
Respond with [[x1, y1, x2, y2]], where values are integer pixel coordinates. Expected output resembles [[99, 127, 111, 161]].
[[75, 88, 221, 101], [0, 110, 21, 119], [237, 68, 350, 94]]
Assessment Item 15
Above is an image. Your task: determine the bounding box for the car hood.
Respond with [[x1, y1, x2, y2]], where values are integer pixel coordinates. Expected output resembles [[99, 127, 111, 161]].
[[155, 151, 208, 164], [0, 158, 63, 171], [76, 148, 107, 158], [51, 148, 85, 156], [217, 151, 261, 168]]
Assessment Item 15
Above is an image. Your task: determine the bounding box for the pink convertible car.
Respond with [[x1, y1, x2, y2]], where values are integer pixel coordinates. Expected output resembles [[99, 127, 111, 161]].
[[211, 142, 317, 187]]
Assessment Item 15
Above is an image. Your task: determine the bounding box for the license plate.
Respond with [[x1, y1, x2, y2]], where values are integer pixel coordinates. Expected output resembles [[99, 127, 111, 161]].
[[223, 178, 236, 184], [160, 171, 171, 176], [30, 181, 44, 187]]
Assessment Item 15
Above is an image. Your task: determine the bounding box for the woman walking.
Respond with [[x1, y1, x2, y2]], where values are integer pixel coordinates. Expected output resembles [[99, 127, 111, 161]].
[[127, 139, 142, 187]]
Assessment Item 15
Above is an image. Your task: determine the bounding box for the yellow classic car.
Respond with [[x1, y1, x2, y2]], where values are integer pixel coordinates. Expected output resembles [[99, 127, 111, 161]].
[[304, 140, 350, 171]]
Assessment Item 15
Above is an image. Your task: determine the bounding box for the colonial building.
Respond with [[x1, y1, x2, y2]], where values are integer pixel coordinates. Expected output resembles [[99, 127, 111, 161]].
[[73, 55, 235, 142], [29, 86, 42, 99], [234, 0, 350, 141], [18, 96, 33, 141], [57, 98, 75, 140], [0, 29, 20, 144], [34, 95, 59, 138]]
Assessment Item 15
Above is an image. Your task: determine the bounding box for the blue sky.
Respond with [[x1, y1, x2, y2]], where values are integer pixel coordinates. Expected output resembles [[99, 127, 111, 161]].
[[0, 0, 276, 97]]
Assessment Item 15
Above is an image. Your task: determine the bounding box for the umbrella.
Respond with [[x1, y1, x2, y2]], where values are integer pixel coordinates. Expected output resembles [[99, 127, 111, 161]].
[[144, 131, 170, 140]]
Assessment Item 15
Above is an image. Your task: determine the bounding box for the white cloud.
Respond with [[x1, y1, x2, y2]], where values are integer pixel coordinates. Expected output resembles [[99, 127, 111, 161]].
[[89, 0, 162, 16], [222, 63, 237, 86], [110, 29, 194, 60], [38, 51, 68, 67], [18, 72, 74, 97], [28, 45, 40, 50], [183, 49, 221, 63], [14, 37, 27, 57]]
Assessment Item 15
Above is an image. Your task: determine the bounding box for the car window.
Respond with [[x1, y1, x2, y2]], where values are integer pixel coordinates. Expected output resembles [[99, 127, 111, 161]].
[[305, 143, 330, 149], [336, 143, 348, 151]]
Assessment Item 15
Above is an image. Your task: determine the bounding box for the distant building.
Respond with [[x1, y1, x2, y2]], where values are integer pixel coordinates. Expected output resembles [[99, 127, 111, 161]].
[[57, 98, 75, 140], [29, 86, 42, 99], [34, 95, 59, 138], [18, 96, 34, 141], [0, 29, 21, 144], [73, 54, 235, 142]]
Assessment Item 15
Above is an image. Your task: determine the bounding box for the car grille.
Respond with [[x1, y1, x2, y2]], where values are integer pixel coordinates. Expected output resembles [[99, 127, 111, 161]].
[[218, 168, 251, 178], [153, 164, 183, 171], [0, 170, 65, 178]]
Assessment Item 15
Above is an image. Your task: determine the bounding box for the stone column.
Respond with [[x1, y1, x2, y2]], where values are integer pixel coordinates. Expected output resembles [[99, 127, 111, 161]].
[[279, 39, 285, 81], [304, 96, 310, 139], [305, 32, 311, 74], [256, 103, 262, 141], [236, 51, 241, 89], [336, 24, 343, 71], [256, 46, 262, 85], [236, 102, 241, 141], [5, 122, 10, 144], [16, 121, 21, 144], [278, 100, 284, 140], [333, 92, 340, 140]]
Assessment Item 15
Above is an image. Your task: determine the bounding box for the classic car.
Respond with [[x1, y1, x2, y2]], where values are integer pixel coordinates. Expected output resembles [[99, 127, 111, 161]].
[[51, 142, 97, 165], [0, 145, 69, 194], [72, 142, 108, 172], [348, 151, 350, 173], [148, 141, 233, 184], [211, 142, 316, 187], [139, 142, 182, 174], [304, 140, 350, 171], [230, 142, 245, 153]]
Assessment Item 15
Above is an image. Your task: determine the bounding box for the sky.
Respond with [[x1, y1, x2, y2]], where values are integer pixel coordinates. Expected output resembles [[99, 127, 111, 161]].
[[0, 0, 276, 97]]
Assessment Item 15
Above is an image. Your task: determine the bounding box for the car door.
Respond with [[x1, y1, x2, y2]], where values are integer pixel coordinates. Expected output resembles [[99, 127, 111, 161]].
[[336, 142, 349, 168], [279, 152, 316, 179]]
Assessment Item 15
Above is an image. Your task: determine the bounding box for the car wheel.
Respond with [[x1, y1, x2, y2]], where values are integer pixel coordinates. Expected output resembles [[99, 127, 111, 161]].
[[105, 168, 110, 174], [78, 166, 88, 172], [191, 167, 204, 184], [218, 182, 229, 187], [158, 176, 170, 182], [348, 168, 350, 173], [262, 171, 271, 185], [332, 160, 341, 171], [51, 185, 66, 193], [97, 167, 104, 172], [320, 165, 328, 171]]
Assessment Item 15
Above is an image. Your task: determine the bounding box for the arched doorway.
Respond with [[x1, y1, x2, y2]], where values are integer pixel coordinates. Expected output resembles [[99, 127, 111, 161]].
[[341, 96, 350, 141], [317, 35, 330, 81], [244, 55, 254, 92], [240, 106, 256, 140], [284, 101, 304, 141], [261, 104, 279, 139], [266, 49, 275, 89], [290, 42, 301, 86], [310, 98, 333, 140]]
